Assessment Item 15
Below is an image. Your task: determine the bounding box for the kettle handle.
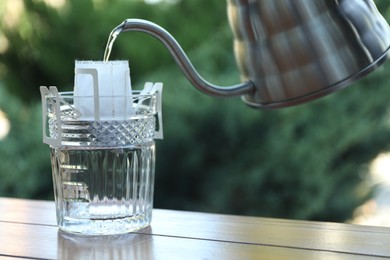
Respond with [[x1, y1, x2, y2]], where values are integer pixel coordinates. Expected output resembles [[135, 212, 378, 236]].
[[117, 19, 254, 97]]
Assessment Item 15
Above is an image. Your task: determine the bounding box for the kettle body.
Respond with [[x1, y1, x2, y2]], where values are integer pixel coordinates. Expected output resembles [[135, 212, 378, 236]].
[[227, 0, 390, 108]]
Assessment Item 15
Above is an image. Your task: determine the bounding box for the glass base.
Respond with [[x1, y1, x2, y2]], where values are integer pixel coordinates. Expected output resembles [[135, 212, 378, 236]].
[[58, 211, 151, 235]]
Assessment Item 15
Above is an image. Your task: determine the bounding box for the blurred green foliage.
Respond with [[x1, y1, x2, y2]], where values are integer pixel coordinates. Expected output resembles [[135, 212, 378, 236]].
[[0, 85, 51, 198], [1, 0, 390, 222]]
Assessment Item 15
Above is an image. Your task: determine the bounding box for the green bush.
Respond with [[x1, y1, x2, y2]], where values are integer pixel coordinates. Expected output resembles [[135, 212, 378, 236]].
[[151, 33, 390, 221], [0, 86, 52, 199], [1, 0, 390, 223]]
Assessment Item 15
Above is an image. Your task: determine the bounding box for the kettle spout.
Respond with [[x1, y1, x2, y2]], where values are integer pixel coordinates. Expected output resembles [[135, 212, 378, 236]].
[[112, 19, 255, 98]]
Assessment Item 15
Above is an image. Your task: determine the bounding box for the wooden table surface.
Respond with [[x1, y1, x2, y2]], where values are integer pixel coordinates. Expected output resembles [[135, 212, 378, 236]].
[[1, 197, 390, 259]]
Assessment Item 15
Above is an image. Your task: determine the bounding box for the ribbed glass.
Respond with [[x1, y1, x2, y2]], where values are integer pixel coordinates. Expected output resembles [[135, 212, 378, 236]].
[[45, 91, 158, 235], [51, 143, 155, 235]]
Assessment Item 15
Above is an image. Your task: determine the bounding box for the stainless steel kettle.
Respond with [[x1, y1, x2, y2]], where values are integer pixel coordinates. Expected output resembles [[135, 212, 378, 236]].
[[112, 0, 390, 109]]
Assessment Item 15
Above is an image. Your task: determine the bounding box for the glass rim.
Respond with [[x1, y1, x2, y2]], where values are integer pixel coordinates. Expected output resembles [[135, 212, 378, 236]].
[[48, 90, 157, 99]]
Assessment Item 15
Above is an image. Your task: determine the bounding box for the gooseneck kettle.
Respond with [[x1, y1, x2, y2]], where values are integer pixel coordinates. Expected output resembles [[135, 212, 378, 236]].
[[111, 0, 390, 109]]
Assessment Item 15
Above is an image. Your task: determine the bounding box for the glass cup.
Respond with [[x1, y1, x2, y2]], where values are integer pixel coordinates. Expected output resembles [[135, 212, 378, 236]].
[[41, 88, 160, 235]]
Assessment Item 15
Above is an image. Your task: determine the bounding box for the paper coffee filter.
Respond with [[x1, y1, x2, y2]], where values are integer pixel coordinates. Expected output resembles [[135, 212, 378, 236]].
[[74, 60, 133, 120]]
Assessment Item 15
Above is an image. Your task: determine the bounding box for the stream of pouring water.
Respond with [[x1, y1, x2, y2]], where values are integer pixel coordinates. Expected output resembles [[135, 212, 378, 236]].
[[103, 23, 124, 62]]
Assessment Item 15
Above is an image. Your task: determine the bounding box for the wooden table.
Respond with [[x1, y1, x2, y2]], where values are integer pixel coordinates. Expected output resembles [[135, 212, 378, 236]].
[[1, 197, 390, 259]]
